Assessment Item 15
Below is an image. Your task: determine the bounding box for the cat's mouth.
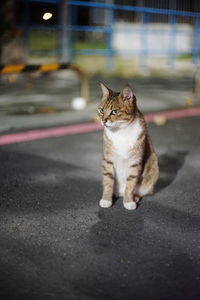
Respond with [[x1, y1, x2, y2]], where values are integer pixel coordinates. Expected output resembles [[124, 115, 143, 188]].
[[101, 119, 125, 130], [101, 120, 112, 128]]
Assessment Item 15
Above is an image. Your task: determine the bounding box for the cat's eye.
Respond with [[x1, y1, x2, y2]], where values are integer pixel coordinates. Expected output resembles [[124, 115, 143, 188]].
[[111, 109, 119, 115], [99, 107, 104, 114]]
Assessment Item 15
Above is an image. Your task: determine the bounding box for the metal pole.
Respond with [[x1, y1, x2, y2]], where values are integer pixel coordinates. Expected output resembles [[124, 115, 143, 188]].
[[69, 4, 77, 61], [139, 12, 149, 71], [192, 18, 200, 67], [168, 15, 176, 69], [23, 0, 29, 63], [58, 0, 70, 62], [168, 0, 176, 69], [106, 0, 114, 71]]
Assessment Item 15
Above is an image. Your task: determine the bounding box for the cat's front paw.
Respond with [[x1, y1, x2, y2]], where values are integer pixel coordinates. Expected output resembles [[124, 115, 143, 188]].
[[123, 201, 137, 210], [99, 199, 112, 208]]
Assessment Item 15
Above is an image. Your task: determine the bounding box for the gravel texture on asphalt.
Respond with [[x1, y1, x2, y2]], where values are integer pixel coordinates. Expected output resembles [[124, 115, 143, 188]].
[[0, 117, 200, 300]]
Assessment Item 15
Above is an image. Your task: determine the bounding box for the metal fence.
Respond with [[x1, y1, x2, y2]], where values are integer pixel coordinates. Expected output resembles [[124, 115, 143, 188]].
[[22, 0, 200, 71]]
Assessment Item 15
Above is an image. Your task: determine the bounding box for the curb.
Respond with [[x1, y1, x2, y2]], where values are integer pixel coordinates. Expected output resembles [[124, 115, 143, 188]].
[[0, 106, 200, 146]]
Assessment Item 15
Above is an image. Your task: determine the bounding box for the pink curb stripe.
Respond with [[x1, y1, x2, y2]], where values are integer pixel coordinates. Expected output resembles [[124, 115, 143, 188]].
[[0, 107, 200, 146], [144, 106, 200, 123], [0, 123, 102, 146]]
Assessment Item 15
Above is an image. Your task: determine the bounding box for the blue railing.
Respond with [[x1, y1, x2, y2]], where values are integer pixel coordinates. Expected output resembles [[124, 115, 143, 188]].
[[69, 1, 200, 18], [23, 0, 200, 70]]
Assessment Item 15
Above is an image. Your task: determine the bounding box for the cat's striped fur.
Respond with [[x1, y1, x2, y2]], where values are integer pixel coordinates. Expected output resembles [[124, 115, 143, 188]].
[[98, 83, 159, 210]]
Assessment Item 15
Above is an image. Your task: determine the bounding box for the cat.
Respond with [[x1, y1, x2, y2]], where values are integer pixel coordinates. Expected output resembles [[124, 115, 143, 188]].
[[98, 83, 159, 210]]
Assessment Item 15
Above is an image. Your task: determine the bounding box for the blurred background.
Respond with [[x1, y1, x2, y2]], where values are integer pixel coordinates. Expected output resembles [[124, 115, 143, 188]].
[[0, 0, 200, 131], [1, 0, 200, 71], [1, 3, 200, 298]]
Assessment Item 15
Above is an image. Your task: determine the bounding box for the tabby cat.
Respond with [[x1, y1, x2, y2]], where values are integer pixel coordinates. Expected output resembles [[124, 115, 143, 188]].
[[98, 83, 159, 210]]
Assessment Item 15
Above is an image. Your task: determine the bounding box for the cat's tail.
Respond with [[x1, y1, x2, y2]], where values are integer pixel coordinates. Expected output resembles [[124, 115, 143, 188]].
[[135, 152, 159, 200]]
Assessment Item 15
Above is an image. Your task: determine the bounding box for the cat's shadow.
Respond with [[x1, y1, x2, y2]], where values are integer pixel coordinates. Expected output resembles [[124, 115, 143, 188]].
[[155, 150, 188, 192], [112, 150, 188, 204]]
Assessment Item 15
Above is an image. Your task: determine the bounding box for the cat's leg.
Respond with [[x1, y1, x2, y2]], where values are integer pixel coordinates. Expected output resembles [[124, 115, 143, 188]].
[[137, 153, 159, 199], [134, 193, 141, 203], [99, 159, 114, 208], [113, 179, 119, 198], [123, 163, 142, 210]]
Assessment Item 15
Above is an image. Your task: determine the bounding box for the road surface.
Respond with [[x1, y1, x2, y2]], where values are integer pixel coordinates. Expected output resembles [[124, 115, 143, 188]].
[[0, 116, 200, 300]]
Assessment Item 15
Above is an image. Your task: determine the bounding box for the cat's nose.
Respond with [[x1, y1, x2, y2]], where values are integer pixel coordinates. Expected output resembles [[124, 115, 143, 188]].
[[102, 117, 107, 124]]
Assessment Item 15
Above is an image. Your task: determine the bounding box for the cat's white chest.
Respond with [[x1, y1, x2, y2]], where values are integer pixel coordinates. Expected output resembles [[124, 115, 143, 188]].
[[105, 118, 142, 158], [105, 118, 143, 196]]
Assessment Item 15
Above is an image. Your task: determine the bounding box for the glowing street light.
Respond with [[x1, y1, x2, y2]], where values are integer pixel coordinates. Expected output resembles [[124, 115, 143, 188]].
[[43, 12, 53, 20]]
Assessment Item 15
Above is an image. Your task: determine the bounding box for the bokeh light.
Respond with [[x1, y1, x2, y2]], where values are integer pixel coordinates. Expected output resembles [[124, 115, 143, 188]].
[[42, 12, 53, 20]]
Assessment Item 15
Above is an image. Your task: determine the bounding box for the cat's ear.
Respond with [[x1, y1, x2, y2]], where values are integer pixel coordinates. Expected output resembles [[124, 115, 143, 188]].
[[120, 85, 135, 103], [100, 82, 110, 98]]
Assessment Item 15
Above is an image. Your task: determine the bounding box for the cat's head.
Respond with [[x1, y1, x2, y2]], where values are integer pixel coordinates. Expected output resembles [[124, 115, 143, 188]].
[[98, 83, 137, 130]]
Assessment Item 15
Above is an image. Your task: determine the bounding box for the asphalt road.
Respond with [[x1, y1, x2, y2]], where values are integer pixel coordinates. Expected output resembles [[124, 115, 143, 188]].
[[0, 116, 200, 300]]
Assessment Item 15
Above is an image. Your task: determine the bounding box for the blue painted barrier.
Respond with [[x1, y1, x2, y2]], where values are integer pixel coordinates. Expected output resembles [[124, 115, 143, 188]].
[[23, 0, 200, 71], [69, 1, 200, 18]]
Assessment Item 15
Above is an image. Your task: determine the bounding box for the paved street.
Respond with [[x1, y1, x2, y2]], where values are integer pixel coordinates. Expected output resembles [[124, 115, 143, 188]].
[[0, 116, 200, 300], [0, 73, 198, 132]]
